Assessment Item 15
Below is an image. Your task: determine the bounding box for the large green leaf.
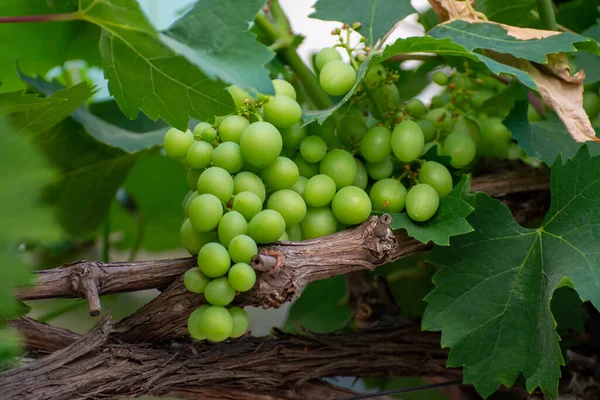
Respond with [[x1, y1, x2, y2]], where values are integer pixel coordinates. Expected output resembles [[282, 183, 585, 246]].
[[475, 0, 540, 28], [79, 0, 234, 131], [423, 146, 600, 398], [388, 175, 474, 246], [557, 0, 600, 33], [429, 20, 599, 64], [164, 0, 274, 94], [310, 0, 416, 47], [573, 25, 600, 84]]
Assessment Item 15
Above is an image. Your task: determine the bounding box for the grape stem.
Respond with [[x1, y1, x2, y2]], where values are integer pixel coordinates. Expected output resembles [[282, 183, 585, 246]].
[[0, 12, 79, 24], [534, 0, 558, 30]]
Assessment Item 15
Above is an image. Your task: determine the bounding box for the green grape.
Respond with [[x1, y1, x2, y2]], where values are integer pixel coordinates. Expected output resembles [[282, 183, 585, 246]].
[[202, 127, 217, 142], [197, 242, 231, 277], [337, 112, 368, 146], [405, 184, 439, 222], [584, 92, 600, 117], [228, 234, 258, 264], [319, 60, 356, 96], [198, 306, 233, 342], [353, 158, 368, 190], [212, 142, 244, 174], [443, 132, 477, 168], [248, 210, 286, 244], [369, 179, 407, 213], [219, 115, 250, 143], [452, 115, 481, 147], [303, 174, 336, 207], [391, 120, 424, 163], [363, 64, 387, 88], [527, 104, 544, 122], [430, 93, 451, 108], [433, 71, 448, 86], [228, 263, 257, 292], [300, 207, 338, 239], [470, 89, 496, 108], [187, 305, 209, 340], [233, 171, 266, 202], [182, 190, 199, 216], [319, 149, 357, 189], [240, 122, 283, 168], [267, 189, 307, 226], [315, 47, 342, 70], [228, 85, 251, 109], [480, 118, 511, 143], [183, 267, 209, 293], [218, 211, 248, 248], [365, 157, 393, 180], [279, 231, 289, 241], [426, 108, 452, 131], [228, 307, 249, 338], [360, 126, 392, 163], [180, 218, 217, 254], [197, 167, 234, 203], [281, 122, 307, 150], [204, 277, 236, 306], [163, 127, 193, 159], [331, 186, 372, 225], [186, 141, 213, 170], [418, 161, 452, 198], [262, 156, 299, 190], [192, 122, 212, 141], [292, 176, 308, 197], [286, 224, 302, 241], [272, 79, 297, 100], [263, 95, 302, 128], [370, 84, 401, 119], [476, 74, 501, 90], [405, 99, 427, 118], [188, 194, 223, 232], [308, 118, 343, 148], [300, 135, 328, 163], [232, 191, 262, 221], [187, 168, 203, 191], [417, 119, 436, 142], [293, 155, 319, 178]]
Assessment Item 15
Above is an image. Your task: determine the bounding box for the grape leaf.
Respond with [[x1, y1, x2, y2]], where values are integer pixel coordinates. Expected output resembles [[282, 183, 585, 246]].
[[573, 25, 600, 84], [423, 146, 600, 398], [164, 0, 274, 94], [557, 0, 600, 33], [388, 175, 474, 246], [474, 0, 540, 28], [310, 0, 416, 47], [78, 0, 234, 131]]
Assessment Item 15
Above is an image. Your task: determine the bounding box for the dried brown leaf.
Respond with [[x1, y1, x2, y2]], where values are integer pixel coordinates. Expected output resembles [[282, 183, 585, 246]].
[[427, 0, 473, 22]]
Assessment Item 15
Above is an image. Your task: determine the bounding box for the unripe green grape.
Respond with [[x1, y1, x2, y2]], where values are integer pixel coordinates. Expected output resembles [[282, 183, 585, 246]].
[[337, 112, 368, 146], [319, 60, 356, 96], [363, 64, 387, 88], [163, 127, 193, 159], [228, 85, 251, 109], [198, 306, 233, 342], [197, 167, 234, 203], [187, 305, 209, 340], [417, 119, 435, 142], [300, 135, 328, 163], [365, 157, 393, 180], [331, 186, 372, 225], [527, 104, 544, 122], [263, 95, 302, 128], [218, 211, 248, 248], [272, 79, 297, 100], [418, 161, 452, 198], [228, 234, 258, 264], [360, 126, 392, 163], [212, 142, 244, 174], [192, 122, 212, 141], [204, 277, 236, 306], [281, 122, 307, 150], [293, 155, 319, 178], [182, 190, 199, 216], [248, 210, 286, 244], [292, 176, 308, 197], [300, 207, 338, 239], [370, 84, 400, 119], [262, 156, 299, 190], [240, 122, 283, 168], [405, 99, 427, 118], [219, 115, 250, 143], [233, 171, 266, 202], [267, 189, 307, 226], [584, 92, 600, 117], [353, 158, 368, 190], [180, 218, 217, 254], [452, 116, 481, 147], [319, 149, 357, 189], [304, 174, 336, 207], [286, 224, 302, 241], [186, 141, 213, 170], [279, 231, 289, 241], [426, 108, 452, 131], [470, 89, 496, 108], [228, 307, 249, 338], [308, 118, 342, 148], [184, 267, 209, 293], [392, 120, 424, 163], [197, 242, 231, 277], [369, 179, 407, 213], [188, 194, 223, 232], [315, 47, 342, 70], [480, 118, 511, 143], [406, 184, 439, 222], [228, 263, 256, 292], [432, 71, 448, 86], [202, 127, 217, 142], [443, 132, 477, 168], [232, 191, 262, 221], [430, 93, 451, 108]]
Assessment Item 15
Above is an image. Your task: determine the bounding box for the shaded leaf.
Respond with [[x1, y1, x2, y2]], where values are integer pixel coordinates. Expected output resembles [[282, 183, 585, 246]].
[[557, 0, 600, 33], [551, 287, 586, 337], [574, 25, 600, 84], [474, 0, 540, 28]]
